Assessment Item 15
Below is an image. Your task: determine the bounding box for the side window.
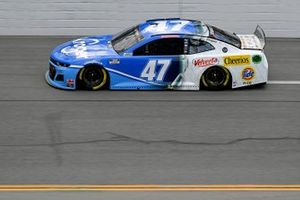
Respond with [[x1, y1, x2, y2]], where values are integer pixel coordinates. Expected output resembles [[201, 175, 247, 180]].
[[188, 39, 215, 54], [133, 38, 184, 56]]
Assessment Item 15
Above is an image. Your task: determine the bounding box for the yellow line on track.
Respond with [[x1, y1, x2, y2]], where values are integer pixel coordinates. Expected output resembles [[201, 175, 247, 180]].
[[0, 185, 300, 191]]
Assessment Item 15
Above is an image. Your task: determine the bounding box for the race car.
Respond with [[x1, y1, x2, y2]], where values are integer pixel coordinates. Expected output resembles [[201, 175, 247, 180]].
[[46, 18, 268, 90]]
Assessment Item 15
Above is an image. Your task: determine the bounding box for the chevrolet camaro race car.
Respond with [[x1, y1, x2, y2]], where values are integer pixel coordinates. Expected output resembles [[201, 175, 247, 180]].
[[46, 18, 268, 90]]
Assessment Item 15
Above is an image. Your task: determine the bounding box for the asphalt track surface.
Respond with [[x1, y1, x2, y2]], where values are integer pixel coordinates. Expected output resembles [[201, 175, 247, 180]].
[[0, 191, 299, 200], [0, 37, 299, 189]]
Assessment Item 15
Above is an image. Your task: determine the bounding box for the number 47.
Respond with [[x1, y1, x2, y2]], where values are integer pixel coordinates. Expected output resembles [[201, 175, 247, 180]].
[[141, 59, 171, 81]]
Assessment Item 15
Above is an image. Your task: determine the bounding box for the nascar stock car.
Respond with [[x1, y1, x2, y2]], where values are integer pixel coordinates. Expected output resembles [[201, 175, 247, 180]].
[[46, 18, 268, 90]]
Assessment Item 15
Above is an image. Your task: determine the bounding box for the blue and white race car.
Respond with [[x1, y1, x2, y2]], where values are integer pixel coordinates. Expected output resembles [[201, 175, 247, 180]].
[[46, 18, 268, 90]]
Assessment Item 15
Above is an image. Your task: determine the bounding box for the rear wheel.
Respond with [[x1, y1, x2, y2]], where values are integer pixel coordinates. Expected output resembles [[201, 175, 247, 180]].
[[201, 66, 231, 90], [79, 66, 108, 90]]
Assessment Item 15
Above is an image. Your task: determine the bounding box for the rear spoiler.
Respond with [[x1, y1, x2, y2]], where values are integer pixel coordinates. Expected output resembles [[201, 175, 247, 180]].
[[254, 25, 266, 49]]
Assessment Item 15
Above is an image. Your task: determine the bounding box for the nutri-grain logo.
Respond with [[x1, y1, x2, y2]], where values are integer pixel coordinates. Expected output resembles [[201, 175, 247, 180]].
[[192, 57, 218, 67]]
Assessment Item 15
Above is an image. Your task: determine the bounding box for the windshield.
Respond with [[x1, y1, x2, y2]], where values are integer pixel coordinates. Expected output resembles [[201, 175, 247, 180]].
[[111, 26, 144, 53], [209, 25, 241, 48]]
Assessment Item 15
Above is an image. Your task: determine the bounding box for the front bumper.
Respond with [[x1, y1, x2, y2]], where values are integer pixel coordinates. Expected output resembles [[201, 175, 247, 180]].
[[45, 71, 75, 90], [45, 60, 81, 90]]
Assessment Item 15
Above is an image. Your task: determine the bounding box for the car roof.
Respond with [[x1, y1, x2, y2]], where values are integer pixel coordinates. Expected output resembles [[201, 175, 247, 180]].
[[138, 18, 209, 39]]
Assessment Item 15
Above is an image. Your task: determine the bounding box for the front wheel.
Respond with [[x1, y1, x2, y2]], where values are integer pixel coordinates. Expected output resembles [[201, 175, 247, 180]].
[[201, 66, 231, 90], [79, 66, 108, 91]]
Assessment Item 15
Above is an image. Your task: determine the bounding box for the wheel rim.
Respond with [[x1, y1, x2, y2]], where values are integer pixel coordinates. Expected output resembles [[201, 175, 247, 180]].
[[81, 67, 107, 90], [205, 67, 227, 87]]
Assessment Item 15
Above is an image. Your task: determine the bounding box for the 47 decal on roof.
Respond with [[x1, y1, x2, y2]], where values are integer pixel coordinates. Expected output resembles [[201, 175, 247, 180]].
[[142, 21, 190, 33]]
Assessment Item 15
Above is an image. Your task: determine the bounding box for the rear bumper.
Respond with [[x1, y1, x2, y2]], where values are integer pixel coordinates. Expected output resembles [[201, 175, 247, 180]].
[[230, 52, 268, 89]]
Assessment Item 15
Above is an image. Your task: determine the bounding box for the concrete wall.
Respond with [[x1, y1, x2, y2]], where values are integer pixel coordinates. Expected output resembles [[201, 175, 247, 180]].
[[0, 0, 299, 37]]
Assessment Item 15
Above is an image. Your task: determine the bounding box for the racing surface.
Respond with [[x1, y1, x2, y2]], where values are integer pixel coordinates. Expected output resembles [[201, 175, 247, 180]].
[[0, 37, 300, 185], [1, 191, 300, 200]]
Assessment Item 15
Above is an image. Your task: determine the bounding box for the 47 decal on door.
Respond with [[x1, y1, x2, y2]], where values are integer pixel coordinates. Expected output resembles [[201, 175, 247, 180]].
[[141, 59, 171, 81]]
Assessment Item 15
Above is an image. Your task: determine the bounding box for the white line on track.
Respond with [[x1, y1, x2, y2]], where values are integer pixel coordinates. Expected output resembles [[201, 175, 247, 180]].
[[268, 81, 300, 85]]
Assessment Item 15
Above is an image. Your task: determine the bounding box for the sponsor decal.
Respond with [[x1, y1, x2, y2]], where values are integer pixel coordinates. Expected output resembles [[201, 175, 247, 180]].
[[192, 57, 218, 67], [66, 79, 75, 88], [61, 38, 107, 59], [160, 35, 180, 38], [232, 81, 237, 87], [222, 47, 228, 53], [72, 38, 100, 46], [109, 59, 120, 65], [252, 55, 262, 64], [243, 81, 252, 85], [224, 55, 250, 66], [241, 67, 255, 81], [123, 53, 133, 56]]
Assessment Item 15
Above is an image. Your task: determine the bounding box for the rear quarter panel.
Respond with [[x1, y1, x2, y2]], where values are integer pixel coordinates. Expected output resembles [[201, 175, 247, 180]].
[[178, 40, 268, 90]]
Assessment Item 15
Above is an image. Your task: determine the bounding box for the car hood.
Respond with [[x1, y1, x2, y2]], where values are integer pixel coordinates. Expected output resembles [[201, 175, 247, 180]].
[[51, 35, 118, 63]]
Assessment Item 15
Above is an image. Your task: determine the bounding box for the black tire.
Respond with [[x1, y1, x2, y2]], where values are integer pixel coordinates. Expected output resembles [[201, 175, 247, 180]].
[[201, 66, 231, 90], [78, 66, 108, 91]]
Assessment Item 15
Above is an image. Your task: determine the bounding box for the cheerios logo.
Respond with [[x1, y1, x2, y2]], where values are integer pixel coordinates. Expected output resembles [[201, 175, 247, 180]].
[[224, 55, 250, 66]]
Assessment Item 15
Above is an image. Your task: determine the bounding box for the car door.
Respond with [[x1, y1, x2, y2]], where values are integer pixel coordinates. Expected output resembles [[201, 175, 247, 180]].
[[176, 38, 218, 89], [111, 37, 185, 89]]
